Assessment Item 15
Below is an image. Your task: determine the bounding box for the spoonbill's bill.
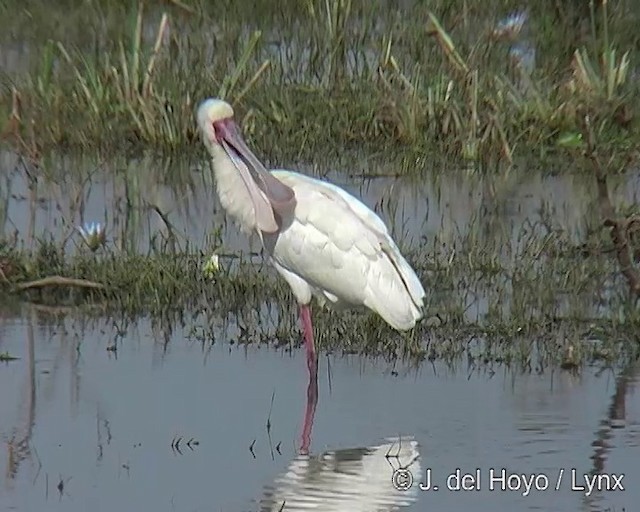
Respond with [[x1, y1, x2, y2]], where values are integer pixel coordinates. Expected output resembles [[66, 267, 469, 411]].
[[196, 98, 426, 377]]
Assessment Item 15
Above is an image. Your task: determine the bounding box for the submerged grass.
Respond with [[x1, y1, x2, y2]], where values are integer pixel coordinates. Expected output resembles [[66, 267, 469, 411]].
[[1, 1, 640, 371], [1, 135, 640, 369], [1, 213, 639, 371], [0, 0, 639, 168]]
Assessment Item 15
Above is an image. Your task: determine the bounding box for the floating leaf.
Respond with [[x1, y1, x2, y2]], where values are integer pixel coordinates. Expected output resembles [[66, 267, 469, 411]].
[[556, 132, 584, 149]]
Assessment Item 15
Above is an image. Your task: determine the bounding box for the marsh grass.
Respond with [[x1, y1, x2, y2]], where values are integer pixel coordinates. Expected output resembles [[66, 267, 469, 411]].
[[0, 0, 639, 168], [1, 145, 639, 368], [1, 0, 640, 370], [1, 214, 639, 369]]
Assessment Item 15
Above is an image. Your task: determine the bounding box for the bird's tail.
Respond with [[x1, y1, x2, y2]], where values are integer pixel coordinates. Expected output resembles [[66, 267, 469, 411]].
[[364, 244, 426, 331]]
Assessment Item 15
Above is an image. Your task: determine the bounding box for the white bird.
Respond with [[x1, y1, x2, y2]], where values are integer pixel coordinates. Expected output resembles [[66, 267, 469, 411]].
[[260, 436, 421, 512], [196, 98, 426, 375]]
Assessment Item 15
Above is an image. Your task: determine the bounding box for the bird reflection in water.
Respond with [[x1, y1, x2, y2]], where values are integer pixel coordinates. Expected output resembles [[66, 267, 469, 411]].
[[261, 367, 421, 511]]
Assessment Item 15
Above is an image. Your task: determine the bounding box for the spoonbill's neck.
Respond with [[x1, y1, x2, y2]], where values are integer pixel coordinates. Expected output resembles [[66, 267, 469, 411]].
[[208, 143, 263, 235]]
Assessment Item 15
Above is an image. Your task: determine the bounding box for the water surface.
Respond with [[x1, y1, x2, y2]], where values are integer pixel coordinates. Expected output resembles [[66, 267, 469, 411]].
[[1, 152, 640, 511], [3, 150, 640, 257], [0, 309, 637, 511], [2, 149, 639, 325]]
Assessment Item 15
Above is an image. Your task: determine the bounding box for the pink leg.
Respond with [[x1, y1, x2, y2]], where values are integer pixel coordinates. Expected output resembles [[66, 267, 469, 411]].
[[299, 363, 318, 455], [298, 303, 318, 455], [299, 304, 317, 377]]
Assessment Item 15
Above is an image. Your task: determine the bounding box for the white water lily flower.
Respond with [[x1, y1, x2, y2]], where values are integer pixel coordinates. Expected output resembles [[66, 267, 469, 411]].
[[493, 11, 528, 40], [203, 253, 220, 279], [77, 222, 107, 252]]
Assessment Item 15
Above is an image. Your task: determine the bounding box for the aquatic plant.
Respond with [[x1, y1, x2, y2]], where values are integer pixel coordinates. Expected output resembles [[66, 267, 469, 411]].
[[77, 222, 107, 252], [0, 0, 637, 168], [0, 0, 639, 371], [203, 253, 220, 279], [492, 10, 529, 41], [0, 206, 639, 371]]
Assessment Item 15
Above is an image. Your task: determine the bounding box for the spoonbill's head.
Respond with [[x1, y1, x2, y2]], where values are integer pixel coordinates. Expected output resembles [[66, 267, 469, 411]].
[[197, 98, 295, 233]]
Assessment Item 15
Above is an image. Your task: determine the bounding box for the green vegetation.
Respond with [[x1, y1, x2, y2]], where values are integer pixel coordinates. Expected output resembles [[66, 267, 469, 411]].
[[1, 199, 639, 370], [0, 0, 638, 167], [1, 0, 640, 370], [0, 351, 19, 361]]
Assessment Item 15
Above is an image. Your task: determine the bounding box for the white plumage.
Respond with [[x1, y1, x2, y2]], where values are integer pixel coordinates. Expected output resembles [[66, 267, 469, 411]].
[[196, 98, 426, 372], [266, 169, 425, 330], [260, 436, 422, 512]]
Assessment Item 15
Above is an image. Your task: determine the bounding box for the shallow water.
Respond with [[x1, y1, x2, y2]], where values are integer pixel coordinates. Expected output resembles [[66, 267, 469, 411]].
[[2, 2, 640, 508], [0, 309, 637, 512], [2, 149, 640, 324], [2, 152, 640, 510], [3, 150, 640, 255]]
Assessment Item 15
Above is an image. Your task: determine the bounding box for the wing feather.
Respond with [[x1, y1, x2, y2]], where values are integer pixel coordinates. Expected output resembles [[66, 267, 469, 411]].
[[269, 170, 426, 330]]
